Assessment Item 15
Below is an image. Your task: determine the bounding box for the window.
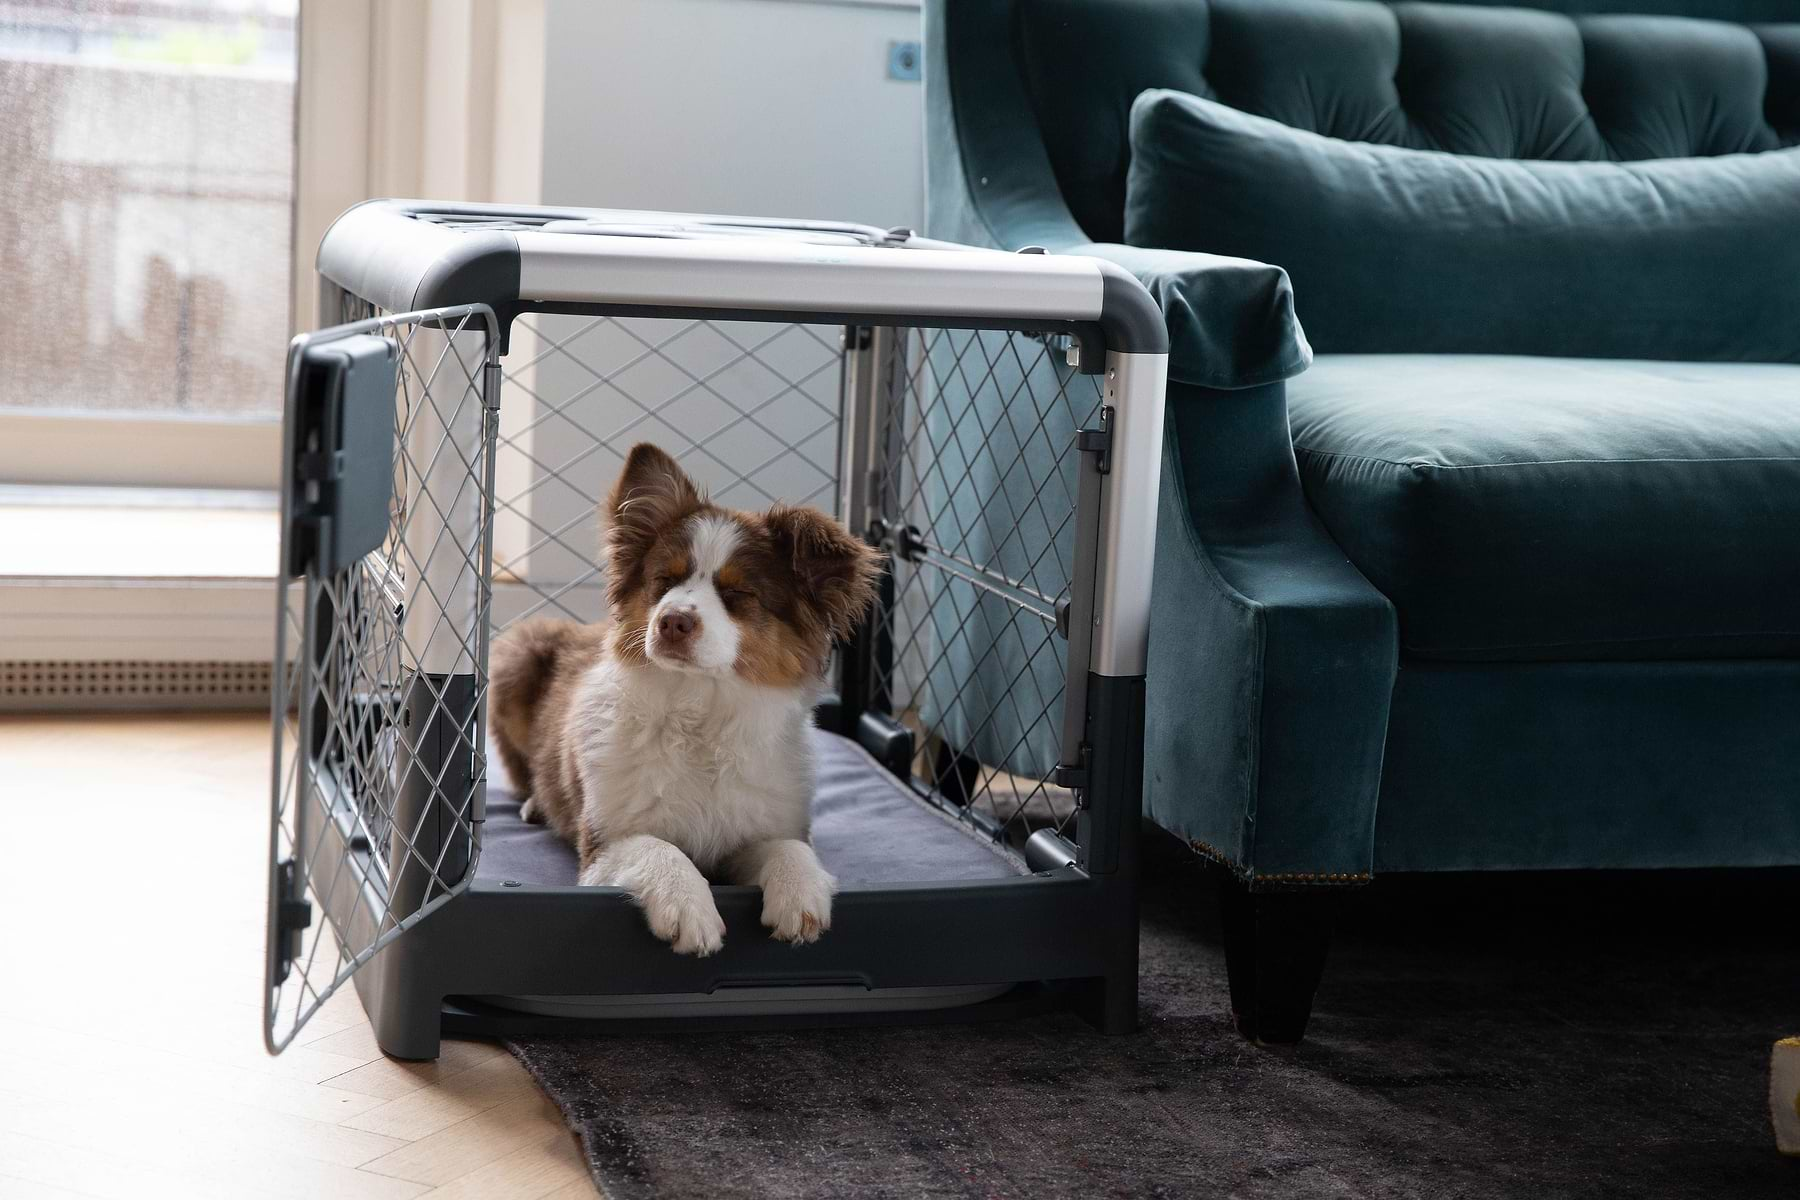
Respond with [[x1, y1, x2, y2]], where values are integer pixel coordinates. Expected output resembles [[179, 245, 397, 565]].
[[0, 0, 297, 485], [0, 1, 547, 659]]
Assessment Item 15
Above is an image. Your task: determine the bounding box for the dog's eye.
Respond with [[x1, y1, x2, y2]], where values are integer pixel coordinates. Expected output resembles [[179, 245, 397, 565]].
[[719, 587, 756, 609], [654, 572, 683, 595]]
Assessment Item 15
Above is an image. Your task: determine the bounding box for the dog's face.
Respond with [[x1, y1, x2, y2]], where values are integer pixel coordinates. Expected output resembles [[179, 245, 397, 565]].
[[602, 444, 882, 686]]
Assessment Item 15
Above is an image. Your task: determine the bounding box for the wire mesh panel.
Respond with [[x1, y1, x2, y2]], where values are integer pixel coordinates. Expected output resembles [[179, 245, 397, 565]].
[[864, 328, 1105, 846], [480, 309, 1100, 850], [491, 313, 843, 632], [266, 306, 497, 1052]]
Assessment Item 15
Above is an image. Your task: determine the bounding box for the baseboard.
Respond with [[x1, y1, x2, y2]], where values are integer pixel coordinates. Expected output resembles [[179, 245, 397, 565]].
[[0, 659, 273, 712]]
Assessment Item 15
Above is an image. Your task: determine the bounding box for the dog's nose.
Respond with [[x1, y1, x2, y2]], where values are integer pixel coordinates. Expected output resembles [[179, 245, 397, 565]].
[[657, 607, 698, 644]]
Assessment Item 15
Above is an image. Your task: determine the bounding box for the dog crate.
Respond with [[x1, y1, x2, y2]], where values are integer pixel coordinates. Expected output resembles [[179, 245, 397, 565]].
[[264, 202, 1169, 1059]]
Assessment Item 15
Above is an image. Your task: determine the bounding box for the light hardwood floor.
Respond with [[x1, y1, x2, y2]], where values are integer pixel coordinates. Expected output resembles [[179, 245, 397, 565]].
[[0, 713, 597, 1200]]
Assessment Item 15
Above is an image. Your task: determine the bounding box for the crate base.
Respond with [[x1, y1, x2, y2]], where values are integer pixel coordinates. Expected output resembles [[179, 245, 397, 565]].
[[319, 680, 1145, 1061], [436, 981, 1078, 1044], [472, 981, 1012, 1019], [347, 880, 1136, 1058]]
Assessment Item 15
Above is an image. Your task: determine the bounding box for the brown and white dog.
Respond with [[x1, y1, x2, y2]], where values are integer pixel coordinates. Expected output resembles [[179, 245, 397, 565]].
[[489, 443, 881, 955]]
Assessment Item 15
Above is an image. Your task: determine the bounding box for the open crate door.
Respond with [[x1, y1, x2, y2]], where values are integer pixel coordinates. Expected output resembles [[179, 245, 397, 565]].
[[265, 305, 499, 1053]]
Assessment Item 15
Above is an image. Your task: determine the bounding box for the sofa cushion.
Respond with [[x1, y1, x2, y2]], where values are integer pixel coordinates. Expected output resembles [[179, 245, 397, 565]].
[[1123, 89, 1800, 361], [1286, 355, 1800, 661], [1008, 0, 1800, 245]]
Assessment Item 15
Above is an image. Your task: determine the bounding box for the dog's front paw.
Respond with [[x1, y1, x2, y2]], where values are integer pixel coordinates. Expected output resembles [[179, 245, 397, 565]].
[[761, 861, 835, 945], [642, 877, 727, 956], [584, 837, 728, 956]]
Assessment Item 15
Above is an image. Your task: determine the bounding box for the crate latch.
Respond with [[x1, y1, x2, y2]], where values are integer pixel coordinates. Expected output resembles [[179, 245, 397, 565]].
[[1077, 409, 1113, 475], [1053, 742, 1092, 802], [872, 519, 928, 563], [272, 858, 313, 985], [286, 335, 398, 577]]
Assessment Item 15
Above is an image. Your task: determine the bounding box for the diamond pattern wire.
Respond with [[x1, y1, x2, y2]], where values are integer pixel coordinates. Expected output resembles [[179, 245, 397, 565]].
[[870, 329, 1104, 845], [492, 315, 842, 629], [267, 308, 496, 1052]]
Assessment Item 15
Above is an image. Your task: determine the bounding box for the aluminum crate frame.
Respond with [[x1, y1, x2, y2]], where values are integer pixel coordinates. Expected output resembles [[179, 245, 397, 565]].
[[266, 200, 1169, 1060]]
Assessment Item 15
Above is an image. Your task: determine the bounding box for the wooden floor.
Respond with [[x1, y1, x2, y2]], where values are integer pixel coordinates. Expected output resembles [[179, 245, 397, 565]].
[[0, 713, 597, 1200]]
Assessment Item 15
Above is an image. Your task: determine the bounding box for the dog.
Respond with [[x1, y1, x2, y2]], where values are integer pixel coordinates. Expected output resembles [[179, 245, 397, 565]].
[[489, 443, 881, 955]]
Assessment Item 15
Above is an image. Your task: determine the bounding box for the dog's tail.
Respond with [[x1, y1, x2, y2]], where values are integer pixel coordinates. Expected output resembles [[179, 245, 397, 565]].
[[489, 618, 586, 796]]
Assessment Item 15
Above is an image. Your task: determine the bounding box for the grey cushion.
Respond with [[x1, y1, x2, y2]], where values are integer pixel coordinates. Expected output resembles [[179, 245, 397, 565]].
[[476, 727, 1024, 887]]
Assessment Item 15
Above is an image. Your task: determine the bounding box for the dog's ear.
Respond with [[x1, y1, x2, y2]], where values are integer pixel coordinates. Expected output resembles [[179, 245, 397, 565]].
[[603, 444, 703, 600], [764, 505, 883, 640]]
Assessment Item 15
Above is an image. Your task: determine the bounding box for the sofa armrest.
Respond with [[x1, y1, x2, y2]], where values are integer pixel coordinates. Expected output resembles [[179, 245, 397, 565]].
[[1072, 243, 1310, 390], [1148, 380, 1397, 885]]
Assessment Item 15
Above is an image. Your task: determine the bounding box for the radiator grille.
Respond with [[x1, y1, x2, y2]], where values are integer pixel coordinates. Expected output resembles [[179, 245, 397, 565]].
[[0, 660, 272, 711]]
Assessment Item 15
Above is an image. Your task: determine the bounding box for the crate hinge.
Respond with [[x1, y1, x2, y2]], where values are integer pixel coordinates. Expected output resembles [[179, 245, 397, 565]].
[[272, 858, 313, 984], [1077, 408, 1113, 474]]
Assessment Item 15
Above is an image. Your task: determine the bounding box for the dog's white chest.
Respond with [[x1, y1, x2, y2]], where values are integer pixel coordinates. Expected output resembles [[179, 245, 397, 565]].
[[569, 662, 814, 869]]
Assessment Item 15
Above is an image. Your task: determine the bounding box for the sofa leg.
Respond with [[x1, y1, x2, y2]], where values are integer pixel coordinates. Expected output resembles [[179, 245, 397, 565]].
[[1218, 875, 1339, 1045]]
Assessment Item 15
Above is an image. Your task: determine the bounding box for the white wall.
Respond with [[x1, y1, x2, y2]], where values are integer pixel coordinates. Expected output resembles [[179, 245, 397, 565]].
[[499, 0, 925, 616], [540, 0, 924, 229]]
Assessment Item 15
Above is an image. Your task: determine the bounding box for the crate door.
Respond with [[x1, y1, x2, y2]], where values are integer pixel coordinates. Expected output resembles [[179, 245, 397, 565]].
[[849, 328, 1107, 849], [265, 306, 498, 1053]]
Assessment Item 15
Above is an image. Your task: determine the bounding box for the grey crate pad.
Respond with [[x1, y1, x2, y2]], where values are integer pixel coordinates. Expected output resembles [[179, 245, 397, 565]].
[[477, 728, 1025, 887]]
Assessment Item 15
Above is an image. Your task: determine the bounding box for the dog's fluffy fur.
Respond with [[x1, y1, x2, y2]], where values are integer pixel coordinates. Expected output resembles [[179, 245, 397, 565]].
[[490, 444, 881, 955]]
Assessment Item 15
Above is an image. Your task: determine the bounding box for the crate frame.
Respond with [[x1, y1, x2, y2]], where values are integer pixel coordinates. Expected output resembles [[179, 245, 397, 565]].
[[267, 201, 1169, 1060]]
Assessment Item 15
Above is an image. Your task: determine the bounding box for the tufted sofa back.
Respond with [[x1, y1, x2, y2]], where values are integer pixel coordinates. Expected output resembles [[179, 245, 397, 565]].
[[1005, 0, 1800, 245]]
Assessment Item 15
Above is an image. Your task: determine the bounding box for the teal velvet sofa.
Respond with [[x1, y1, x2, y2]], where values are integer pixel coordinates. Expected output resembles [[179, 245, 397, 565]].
[[925, 0, 1800, 1041]]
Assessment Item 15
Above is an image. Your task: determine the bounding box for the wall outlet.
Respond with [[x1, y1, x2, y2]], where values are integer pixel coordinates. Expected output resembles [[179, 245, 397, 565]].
[[887, 40, 921, 82]]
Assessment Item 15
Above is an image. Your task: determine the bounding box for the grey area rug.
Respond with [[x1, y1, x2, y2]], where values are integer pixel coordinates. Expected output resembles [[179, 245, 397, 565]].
[[507, 835, 1798, 1199]]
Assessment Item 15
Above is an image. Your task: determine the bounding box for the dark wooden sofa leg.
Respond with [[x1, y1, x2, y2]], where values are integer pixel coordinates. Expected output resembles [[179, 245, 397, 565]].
[[1219, 875, 1340, 1045]]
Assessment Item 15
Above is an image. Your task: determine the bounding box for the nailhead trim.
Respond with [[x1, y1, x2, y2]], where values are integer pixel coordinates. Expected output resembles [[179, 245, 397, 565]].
[[1187, 838, 1372, 886]]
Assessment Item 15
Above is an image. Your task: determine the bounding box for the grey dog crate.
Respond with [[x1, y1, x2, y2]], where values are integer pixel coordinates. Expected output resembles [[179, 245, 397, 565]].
[[264, 201, 1169, 1060]]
